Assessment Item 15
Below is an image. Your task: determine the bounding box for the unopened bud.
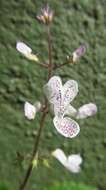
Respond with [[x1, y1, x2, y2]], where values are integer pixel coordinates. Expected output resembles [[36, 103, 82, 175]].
[[66, 55, 73, 64], [43, 159, 50, 168], [32, 158, 38, 169], [32, 153, 38, 169], [72, 45, 86, 63], [24, 102, 36, 120]]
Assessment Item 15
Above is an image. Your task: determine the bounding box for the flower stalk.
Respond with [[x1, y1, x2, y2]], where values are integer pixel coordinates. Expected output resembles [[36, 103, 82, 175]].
[[16, 5, 97, 190], [47, 25, 53, 80], [19, 15, 53, 190], [19, 109, 47, 190]]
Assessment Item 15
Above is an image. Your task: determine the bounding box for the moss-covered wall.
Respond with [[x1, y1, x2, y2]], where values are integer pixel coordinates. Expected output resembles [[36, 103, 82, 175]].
[[0, 0, 106, 190]]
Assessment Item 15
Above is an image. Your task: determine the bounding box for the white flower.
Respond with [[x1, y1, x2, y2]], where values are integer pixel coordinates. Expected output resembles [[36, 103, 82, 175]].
[[52, 149, 82, 173], [76, 103, 97, 119], [44, 76, 97, 138], [72, 45, 86, 62], [16, 42, 39, 62], [44, 76, 79, 138], [44, 76, 78, 107], [24, 102, 36, 120]]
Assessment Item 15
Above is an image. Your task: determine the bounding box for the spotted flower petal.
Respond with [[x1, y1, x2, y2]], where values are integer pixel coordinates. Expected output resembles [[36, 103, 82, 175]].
[[53, 116, 80, 138], [53, 104, 66, 118], [44, 76, 63, 105], [63, 80, 78, 107], [24, 102, 36, 120], [44, 77, 78, 118], [76, 103, 97, 119]]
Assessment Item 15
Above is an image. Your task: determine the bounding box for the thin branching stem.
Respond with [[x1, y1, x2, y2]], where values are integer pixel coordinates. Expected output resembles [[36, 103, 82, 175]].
[[47, 25, 53, 80], [54, 62, 68, 70], [19, 24, 53, 190], [37, 62, 49, 68], [53, 61, 74, 70], [19, 109, 47, 190]]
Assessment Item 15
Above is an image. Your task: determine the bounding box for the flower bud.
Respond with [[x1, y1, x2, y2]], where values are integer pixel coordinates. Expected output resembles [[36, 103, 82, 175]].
[[24, 102, 36, 120], [43, 159, 50, 168], [32, 159, 38, 168], [72, 45, 86, 63]]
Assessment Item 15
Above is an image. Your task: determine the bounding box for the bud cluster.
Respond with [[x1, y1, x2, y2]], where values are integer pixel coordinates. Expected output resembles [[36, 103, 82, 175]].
[[37, 5, 53, 25]]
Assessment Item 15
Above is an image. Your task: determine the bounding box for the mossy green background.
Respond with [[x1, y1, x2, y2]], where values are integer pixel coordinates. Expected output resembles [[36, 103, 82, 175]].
[[0, 0, 106, 190]]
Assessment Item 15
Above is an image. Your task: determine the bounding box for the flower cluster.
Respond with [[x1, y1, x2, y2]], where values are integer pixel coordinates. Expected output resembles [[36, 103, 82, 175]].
[[36, 5, 53, 25], [23, 75, 97, 138], [15, 4, 98, 187]]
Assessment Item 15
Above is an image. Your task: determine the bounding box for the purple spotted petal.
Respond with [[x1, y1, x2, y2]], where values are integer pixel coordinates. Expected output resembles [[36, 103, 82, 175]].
[[54, 104, 66, 118], [63, 80, 78, 106], [44, 76, 63, 105], [53, 116, 80, 138]]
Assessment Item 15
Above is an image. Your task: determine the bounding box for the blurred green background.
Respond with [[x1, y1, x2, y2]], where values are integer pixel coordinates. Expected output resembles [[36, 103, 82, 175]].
[[0, 0, 106, 190]]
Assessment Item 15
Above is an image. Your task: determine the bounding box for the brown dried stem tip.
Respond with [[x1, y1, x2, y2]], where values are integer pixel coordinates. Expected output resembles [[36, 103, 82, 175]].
[[37, 5, 53, 25]]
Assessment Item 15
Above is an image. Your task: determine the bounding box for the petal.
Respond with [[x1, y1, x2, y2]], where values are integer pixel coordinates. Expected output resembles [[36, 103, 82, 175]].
[[63, 80, 78, 106], [52, 149, 67, 166], [16, 42, 32, 55], [76, 103, 97, 119], [50, 104, 66, 118], [24, 102, 36, 120], [68, 154, 82, 165], [65, 104, 77, 117], [66, 163, 81, 173], [44, 76, 63, 105], [53, 116, 80, 138], [66, 154, 82, 173]]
